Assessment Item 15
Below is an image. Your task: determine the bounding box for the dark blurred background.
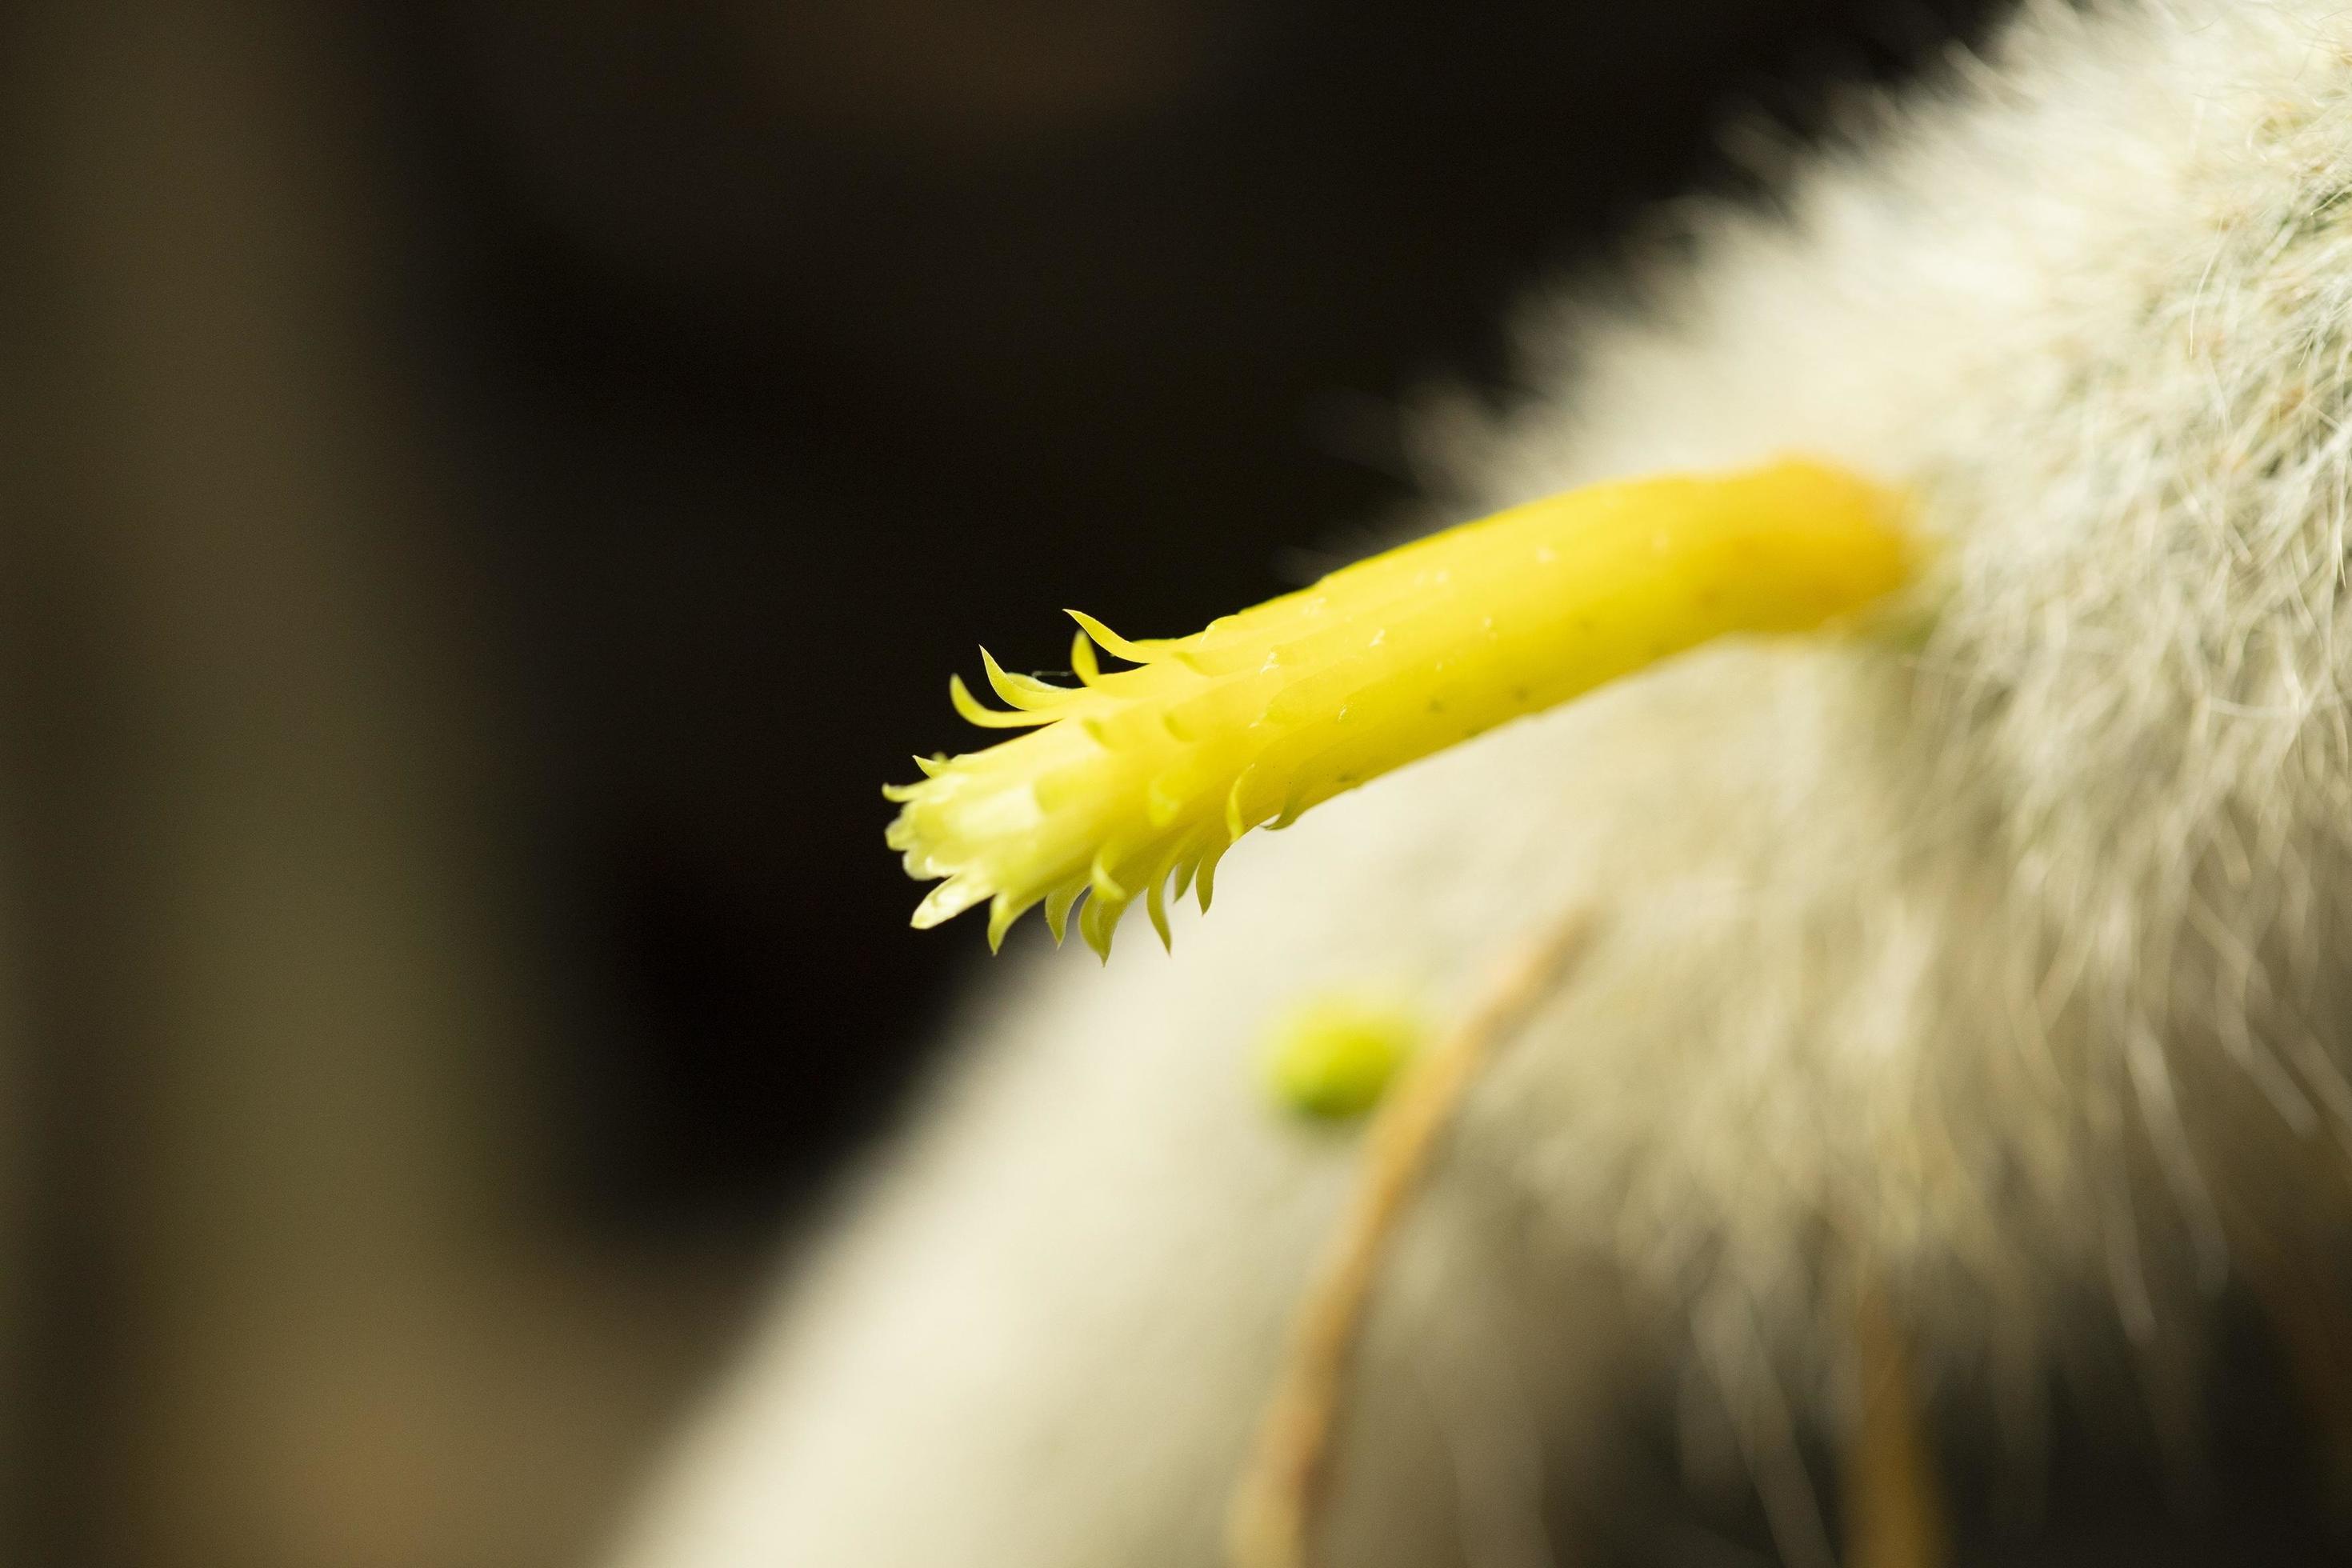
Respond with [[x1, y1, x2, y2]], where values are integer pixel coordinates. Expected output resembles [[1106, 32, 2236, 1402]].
[[0, 2, 1998, 1564]]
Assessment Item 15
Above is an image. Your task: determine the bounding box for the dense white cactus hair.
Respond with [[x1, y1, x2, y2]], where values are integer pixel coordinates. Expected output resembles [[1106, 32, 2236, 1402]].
[[613, 2, 2352, 1563]]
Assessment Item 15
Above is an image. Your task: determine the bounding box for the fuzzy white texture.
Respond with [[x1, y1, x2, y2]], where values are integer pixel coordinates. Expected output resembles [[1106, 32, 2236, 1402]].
[[613, 3, 2352, 1562]]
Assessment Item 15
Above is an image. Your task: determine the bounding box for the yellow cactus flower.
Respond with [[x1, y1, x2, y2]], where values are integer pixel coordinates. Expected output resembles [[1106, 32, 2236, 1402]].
[[885, 457, 1914, 957]]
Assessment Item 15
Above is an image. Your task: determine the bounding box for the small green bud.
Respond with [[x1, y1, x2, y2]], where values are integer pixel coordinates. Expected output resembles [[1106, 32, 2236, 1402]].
[[1259, 993, 1423, 1121]]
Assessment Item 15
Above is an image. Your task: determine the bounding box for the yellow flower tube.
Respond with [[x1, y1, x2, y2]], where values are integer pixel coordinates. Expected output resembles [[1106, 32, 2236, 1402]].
[[886, 458, 1914, 957]]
